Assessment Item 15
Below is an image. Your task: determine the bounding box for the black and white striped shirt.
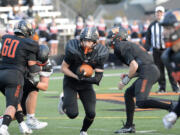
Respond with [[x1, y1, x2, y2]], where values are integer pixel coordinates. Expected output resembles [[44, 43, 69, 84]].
[[145, 20, 165, 51]]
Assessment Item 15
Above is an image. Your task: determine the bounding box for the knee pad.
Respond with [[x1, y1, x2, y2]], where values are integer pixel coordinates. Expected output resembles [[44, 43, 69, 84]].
[[136, 100, 146, 108], [66, 112, 78, 119]]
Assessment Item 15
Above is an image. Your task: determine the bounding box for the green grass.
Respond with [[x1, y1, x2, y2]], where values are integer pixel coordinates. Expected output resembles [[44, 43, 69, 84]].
[[0, 68, 180, 135]]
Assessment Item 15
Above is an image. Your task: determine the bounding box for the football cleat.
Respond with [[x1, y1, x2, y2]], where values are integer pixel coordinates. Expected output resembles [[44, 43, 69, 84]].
[[26, 117, 48, 130], [58, 92, 65, 115], [19, 121, 33, 134], [0, 125, 10, 135], [114, 124, 135, 134], [80, 131, 88, 135], [163, 112, 177, 129]]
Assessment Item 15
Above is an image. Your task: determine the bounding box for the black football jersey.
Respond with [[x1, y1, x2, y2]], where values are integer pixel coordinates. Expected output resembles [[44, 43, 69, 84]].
[[0, 34, 39, 73], [64, 39, 109, 76], [162, 48, 180, 84], [114, 41, 154, 67], [162, 48, 180, 72]]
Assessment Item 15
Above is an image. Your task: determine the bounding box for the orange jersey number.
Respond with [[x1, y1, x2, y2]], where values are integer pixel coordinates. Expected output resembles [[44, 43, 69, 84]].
[[1, 38, 19, 58]]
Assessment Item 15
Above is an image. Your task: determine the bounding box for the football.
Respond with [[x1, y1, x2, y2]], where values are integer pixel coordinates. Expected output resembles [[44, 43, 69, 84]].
[[79, 63, 94, 77]]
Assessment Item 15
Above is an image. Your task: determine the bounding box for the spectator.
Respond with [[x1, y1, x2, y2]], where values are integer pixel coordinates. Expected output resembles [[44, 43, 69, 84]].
[[49, 19, 59, 56], [38, 18, 49, 45], [86, 15, 95, 28], [74, 16, 84, 40], [96, 18, 107, 46]]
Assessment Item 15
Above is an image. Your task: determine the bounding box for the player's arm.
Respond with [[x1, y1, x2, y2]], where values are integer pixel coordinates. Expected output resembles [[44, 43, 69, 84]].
[[28, 61, 41, 73], [128, 60, 138, 78], [61, 60, 79, 80], [119, 49, 138, 88], [77, 66, 104, 85]]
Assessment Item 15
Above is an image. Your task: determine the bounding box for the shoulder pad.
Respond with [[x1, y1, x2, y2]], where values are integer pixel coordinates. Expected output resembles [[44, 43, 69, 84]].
[[65, 39, 82, 58], [24, 38, 39, 46], [94, 44, 109, 63]]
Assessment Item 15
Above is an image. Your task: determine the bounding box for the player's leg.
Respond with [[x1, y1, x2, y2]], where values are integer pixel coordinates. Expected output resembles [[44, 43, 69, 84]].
[[163, 96, 180, 128], [114, 81, 136, 134], [135, 67, 171, 110], [0, 70, 24, 135], [0, 85, 22, 135], [59, 79, 79, 118], [25, 91, 48, 130], [78, 85, 96, 135], [16, 104, 33, 134]]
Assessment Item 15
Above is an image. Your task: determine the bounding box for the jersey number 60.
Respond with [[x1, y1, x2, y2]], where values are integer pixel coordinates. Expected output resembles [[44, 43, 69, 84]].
[[1, 38, 19, 58]]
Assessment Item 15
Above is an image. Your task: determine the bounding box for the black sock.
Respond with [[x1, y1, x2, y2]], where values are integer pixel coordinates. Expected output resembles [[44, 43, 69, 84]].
[[138, 99, 170, 110], [15, 111, 24, 123], [124, 93, 135, 126], [80, 116, 94, 132], [2, 115, 12, 126]]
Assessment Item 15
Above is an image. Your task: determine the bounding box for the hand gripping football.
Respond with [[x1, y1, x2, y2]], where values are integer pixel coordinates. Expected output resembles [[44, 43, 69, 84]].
[[79, 64, 94, 77]]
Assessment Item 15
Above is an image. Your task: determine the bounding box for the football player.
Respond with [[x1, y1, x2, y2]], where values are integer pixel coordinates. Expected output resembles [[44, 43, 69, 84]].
[[161, 9, 180, 129], [58, 27, 109, 135], [0, 20, 40, 135], [107, 26, 175, 134], [21, 45, 52, 130], [0, 45, 52, 133]]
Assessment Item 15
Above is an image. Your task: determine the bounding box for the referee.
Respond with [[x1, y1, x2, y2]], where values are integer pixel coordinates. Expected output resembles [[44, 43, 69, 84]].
[[145, 6, 179, 93]]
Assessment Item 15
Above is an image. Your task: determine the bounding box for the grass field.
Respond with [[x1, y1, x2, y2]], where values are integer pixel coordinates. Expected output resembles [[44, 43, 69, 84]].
[[0, 68, 180, 135]]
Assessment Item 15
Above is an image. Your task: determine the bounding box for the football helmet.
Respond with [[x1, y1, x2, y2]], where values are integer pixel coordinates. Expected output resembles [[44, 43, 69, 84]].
[[80, 27, 99, 43], [14, 20, 33, 37], [107, 26, 128, 48], [161, 9, 180, 48], [113, 17, 122, 27], [37, 45, 49, 65], [80, 27, 99, 54]]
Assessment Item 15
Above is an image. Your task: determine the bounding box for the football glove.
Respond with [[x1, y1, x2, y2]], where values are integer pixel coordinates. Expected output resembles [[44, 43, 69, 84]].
[[76, 67, 85, 80], [39, 59, 53, 77], [42, 59, 53, 72], [121, 74, 131, 85], [28, 73, 39, 87]]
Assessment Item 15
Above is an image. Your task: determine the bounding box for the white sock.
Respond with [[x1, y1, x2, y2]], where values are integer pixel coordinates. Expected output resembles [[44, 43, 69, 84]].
[[1, 125, 8, 130], [19, 121, 26, 126], [27, 114, 35, 119]]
